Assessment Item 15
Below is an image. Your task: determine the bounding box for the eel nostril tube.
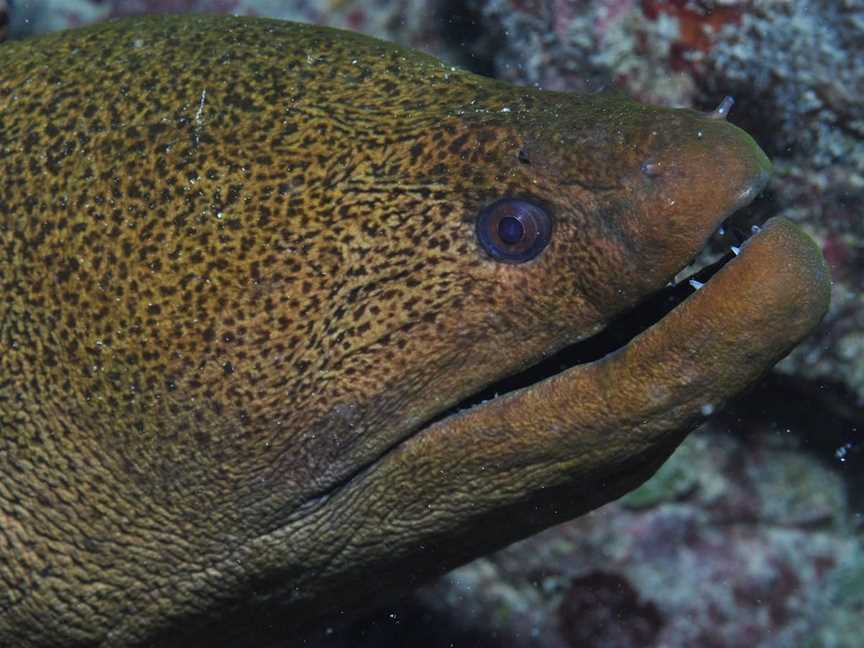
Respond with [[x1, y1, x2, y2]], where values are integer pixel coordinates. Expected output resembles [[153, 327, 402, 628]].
[[708, 96, 735, 120]]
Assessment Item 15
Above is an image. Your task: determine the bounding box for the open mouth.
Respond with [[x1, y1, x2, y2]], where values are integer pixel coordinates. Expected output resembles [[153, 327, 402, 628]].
[[431, 211, 768, 424]]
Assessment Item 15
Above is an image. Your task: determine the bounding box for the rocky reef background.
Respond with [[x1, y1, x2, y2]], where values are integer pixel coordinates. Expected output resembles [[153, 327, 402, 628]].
[[2, 1, 861, 646]]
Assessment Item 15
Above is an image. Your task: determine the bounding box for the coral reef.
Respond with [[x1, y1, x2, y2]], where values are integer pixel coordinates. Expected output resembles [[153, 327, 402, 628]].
[[558, 571, 664, 648]]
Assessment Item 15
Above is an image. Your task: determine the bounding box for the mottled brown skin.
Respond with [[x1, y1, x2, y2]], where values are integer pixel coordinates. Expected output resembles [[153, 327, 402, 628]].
[[0, 15, 829, 647]]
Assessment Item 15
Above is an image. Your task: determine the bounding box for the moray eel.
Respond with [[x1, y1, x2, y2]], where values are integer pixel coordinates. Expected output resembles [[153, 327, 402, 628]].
[[0, 15, 829, 647]]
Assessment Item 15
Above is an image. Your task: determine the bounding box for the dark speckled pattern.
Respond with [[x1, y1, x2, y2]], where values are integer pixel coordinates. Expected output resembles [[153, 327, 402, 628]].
[[0, 14, 816, 647]]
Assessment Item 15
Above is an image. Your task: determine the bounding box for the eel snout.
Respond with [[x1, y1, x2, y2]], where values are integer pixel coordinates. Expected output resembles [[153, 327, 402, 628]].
[[647, 110, 771, 245], [598, 98, 775, 313]]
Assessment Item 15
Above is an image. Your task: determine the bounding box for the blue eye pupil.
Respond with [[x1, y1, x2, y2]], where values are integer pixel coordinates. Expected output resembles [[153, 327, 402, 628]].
[[498, 216, 524, 244]]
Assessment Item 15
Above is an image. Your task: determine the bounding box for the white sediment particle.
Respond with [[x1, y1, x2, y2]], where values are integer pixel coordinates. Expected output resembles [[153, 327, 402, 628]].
[[835, 443, 854, 463]]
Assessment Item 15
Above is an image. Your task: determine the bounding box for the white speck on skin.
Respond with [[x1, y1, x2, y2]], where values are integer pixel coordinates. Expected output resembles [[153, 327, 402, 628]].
[[193, 89, 207, 146], [195, 89, 207, 125]]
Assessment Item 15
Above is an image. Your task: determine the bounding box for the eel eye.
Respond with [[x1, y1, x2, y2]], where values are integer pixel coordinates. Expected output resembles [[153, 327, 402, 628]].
[[476, 198, 552, 263]]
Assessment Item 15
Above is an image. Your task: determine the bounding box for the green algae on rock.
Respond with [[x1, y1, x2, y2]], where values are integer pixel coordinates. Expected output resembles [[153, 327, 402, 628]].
[[0, 14, 830, 647]]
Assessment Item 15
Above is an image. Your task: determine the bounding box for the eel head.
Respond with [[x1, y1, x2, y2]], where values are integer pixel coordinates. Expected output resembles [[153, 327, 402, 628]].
[[259, 92, 830, 632]]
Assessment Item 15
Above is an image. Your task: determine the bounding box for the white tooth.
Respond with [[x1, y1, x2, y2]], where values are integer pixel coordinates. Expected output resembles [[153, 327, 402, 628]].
[[689, 279, 705, 290], [751, 224, 761, 234], [731, 246, 741, 256], [718, 226, 726, 236]]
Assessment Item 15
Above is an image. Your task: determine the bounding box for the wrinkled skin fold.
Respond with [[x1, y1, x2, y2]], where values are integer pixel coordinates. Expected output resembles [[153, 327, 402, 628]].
[[0, 15, 830, 647]]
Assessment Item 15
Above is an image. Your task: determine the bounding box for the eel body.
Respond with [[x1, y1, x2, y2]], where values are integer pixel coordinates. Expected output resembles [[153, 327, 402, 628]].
[[0, 15, 830, 647]]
